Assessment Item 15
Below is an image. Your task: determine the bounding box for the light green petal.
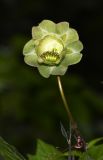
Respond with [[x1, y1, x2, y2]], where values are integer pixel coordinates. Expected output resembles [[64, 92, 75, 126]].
[[60, 33, 68, 44], [39, 20, 56, 33], [38, 65, 52, 78], [23, 39, 35, 55], [51, 65, 68, 76], [24, 50, 38, 67], [32, 26, 45, 39], [67, 41, 83, 53], [61, 53, 82, 67], [38, 64, 68, 77], [56, 22, 69, 34], [66, 28, 79, 44]]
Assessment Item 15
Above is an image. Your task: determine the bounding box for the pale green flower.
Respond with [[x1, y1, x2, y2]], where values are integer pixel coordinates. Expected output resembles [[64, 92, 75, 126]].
[[23, 20, 83, 78]]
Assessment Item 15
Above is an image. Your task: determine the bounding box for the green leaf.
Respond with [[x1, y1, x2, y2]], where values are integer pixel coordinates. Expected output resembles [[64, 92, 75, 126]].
[[28, 139, 65, 160], [0, 137, 26, 160], [23, 39, 35, 55], [39, 20, 56, 33], [80, 144, 103, 160], [87, 137, 103, 148], [67, 41, 83, 53], [56, 22, 69, 34], [61, 53, 82, 67], [63, 150, 82, 157]]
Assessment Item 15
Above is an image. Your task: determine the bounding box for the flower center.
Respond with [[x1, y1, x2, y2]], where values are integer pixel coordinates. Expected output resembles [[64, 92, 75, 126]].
[[40, 50, 60, 64], [37, 35, 64, 65]]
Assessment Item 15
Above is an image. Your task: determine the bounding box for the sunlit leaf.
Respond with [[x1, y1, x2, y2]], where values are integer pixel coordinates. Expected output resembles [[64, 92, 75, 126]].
[[28, 139, 65, 160]]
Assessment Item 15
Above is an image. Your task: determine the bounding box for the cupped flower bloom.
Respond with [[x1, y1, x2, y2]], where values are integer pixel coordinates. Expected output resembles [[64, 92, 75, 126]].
[[23, 20, 83, 78]]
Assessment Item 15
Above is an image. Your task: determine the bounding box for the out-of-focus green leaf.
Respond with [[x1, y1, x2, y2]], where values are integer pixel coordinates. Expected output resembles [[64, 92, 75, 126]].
[[28, 139, 88, 160], [80, 144, 103, 160], [0, 137, 26, 160], [63, 150, 82, 158], [28, 139, 65, 160], [87, 137, 103, 148]]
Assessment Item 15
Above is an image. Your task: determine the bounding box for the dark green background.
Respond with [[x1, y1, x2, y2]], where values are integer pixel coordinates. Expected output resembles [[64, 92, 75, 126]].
[[0, 0, 103, 156]]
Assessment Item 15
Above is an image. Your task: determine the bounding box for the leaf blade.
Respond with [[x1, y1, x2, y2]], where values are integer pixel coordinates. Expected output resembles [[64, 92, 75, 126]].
[[28, 139, 66, 160], [87, 137, 103, 148], [0, 137, 26, 160]]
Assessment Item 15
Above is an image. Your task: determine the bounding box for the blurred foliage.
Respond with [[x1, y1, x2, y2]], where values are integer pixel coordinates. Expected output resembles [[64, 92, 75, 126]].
[[0, 137, 103, 160], [0, 136, 26, 160], [0, 34, 103, 155]]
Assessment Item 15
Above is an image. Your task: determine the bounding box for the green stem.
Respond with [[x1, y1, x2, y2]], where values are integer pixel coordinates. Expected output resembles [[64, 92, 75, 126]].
[[57, 76, 79, 136]]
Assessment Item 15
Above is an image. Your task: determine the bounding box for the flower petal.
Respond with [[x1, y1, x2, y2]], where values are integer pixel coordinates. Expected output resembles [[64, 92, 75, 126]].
[[38, 65, 52, 78], [67, 41, 83, 53], [56, 22, 69, 34], [23, 39, 35, 55], [51, 65, 68, 76], [66, 28, 79, 44], [24, 50, 38, 67], [60, 33, 68, 44], [61, 53, 82, 67], [38, 64, 68, 77], [32, 26, 45, 39], [39, 20, 56, 33]]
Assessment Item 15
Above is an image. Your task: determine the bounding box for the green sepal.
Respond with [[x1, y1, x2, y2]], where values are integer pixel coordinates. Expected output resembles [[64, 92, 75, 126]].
[[32, 26, 45, 39], [38, 65, 52, 78], [61, 53, 82, 66], [39, 20, 56, 33], [38, 64, 68, 78], [24, 51, 38, 67], [56, 22, 69, 34], [51, 65, 68, 76], [67, 41, 83, 53], [60, 33, 68, 44], [23, 39, 35, 55], [66, 28, 79, 44]]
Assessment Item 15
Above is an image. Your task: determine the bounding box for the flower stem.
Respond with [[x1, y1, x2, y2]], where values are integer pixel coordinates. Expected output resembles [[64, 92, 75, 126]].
[[57, 76, 79, 136]]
